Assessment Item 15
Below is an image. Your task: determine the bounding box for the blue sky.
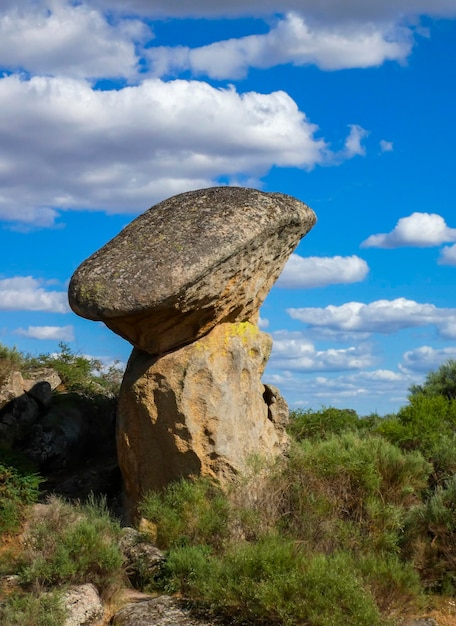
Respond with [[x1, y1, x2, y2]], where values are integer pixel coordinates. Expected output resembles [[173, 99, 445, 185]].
[[1, 1, 456, 416]]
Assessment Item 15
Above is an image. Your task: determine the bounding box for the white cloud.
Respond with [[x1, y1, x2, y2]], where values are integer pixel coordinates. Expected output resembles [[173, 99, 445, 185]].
[[0, 1, 149, 80], [361, 212, 456, 248], [15, 325, 74, 341], [341, 124, 369, 157], [269, 330, 375, 372], [380, 139, 393, 152], [147, 13, 412, 78], [265, 368, 411, 413], [287, 298, 456, 337], [439, 244, 456, 265], [0, 277, 69, 313], [258, 316, 270, 329], [0, 74, 366, 227], [400, 345, 456, 374], [277, 253, 369, 288], [91, 0, 456, 21]]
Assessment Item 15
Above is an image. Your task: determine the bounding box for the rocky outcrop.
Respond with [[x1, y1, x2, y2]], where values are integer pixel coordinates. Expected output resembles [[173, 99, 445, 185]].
[[0, 368, 61, 411], [0, 369, 62, 447], [117, 321, 289, 513], [69, 186, 316, 517], [69, 186, 316, 355], [0, 369, 120, 505]]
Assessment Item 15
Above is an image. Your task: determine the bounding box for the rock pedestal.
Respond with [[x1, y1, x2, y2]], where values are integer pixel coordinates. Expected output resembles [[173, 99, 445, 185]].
[[117, 321, 288, 517], [68, 186, 316, 517]]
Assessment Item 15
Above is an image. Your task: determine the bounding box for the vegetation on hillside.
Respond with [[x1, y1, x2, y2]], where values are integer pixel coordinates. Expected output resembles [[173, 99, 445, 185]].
[[2, 346, 456, 625], [0, 341, 123, 397]]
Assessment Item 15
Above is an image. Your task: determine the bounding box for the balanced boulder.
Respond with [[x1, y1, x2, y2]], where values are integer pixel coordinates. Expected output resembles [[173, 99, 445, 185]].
[[69, 187, 316, 355], [69, 186, 316, 517]]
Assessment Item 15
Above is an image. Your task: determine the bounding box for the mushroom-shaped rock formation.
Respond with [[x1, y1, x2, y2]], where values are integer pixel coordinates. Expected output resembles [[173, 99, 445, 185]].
[[69, 187, 316, 355]]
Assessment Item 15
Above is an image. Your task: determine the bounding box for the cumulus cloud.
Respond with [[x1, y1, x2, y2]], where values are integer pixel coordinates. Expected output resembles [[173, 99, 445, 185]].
[[0, 74, 368, 227], [276, 253, 369, 288], [400, 345, 456, 373], [147, 13, 412, 78], [361, 212, 456, 248], [91, 0, 456, 21], [265, 367, 411, 411], [15, 325, 74, 341], [0, 277, 69, 313], [439, 244, 456, 265], [0, 1, 149, 79], [287, 298, 456, 338], [269, 330, 375, 372]]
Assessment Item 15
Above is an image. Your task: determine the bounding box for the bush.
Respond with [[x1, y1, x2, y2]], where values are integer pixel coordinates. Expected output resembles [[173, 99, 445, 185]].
[[0, 344, 24, 386], [409, 359, 456, 400], [0, 590, 66, 626], [17, 495, 124, 598], [162, 537, 386, 626], [287, 406, 359, 441], [139, 477, 230, 551], [378, 394, 456, 450], [404, 474, 456, 593], [275, 434, 430, 554], [27, 342, 122, 397], [0, 450, 41, 534]]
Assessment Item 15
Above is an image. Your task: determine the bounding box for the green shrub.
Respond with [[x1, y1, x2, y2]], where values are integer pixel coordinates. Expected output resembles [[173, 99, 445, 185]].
[[376, 394, 456, 459], [275, 434, 430, 554], [139, 477, 230, 551], [17, 495, 124, 598], [409, 359, 456, 400], [162, 537, 385, 626], [404, 474, 456, 593], [26, 342, 122, 396], [288, 406, 359, 441], [0, 344, 24, 386], [355, 553, 423, 614], [0, 450, 41, 534], [0, 590, 66, 626]]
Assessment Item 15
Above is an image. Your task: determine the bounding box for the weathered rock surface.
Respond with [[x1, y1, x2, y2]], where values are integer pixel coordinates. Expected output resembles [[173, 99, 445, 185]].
[[120, 527, 164, 586], [0, 369, 62, 447], [117, 321, 289, 517], [69, 187, 316, 355], [112, 595, 220, 626], [0, 368, 61, 411], [61, 583, 104, 626]]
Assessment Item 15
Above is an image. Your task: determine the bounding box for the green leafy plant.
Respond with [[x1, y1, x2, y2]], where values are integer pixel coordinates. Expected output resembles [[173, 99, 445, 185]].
[[162, 538, 386, 626], [0, 343, 24, 386], [0, 590, 67, 626], [409, 359, 456, 400], [404, 474, 456, 593], [0, 450, 41, 534], [139, 477, 230, 551], [288, 406, 359, 441], [17, 495, 124, 598], [27, 342, 122, 396]]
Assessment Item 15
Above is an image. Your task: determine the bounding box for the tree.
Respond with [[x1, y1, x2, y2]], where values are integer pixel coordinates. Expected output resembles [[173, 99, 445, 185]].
[[409, 359, 456, 401]]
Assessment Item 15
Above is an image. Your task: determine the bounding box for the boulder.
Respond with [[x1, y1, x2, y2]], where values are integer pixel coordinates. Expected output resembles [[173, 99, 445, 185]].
[[0, 368, 61, 411], [61, 583, 104, 626], [112, 595, 219, 626], [117, 321, 289, 518], [69, 187, 315, 355]]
